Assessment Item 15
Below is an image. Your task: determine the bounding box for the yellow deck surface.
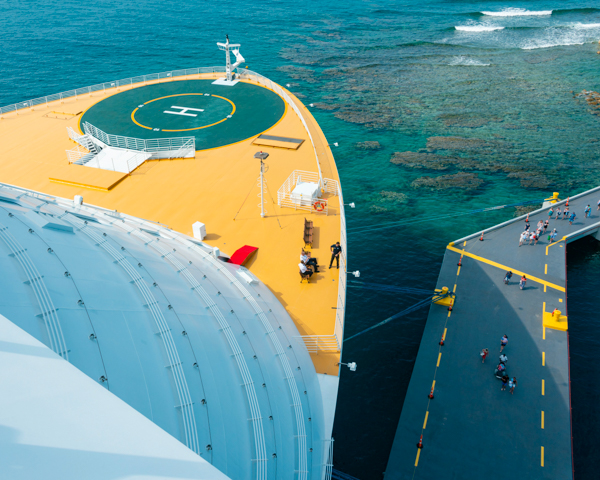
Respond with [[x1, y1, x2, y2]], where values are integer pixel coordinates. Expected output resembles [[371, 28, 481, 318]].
[[0, 74, 343, 375], [50, 164, 127, 190]]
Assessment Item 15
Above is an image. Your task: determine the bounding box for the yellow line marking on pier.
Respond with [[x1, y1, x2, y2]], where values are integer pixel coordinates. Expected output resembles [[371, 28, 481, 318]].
[[545, 264, 547, 274], [546, 239, 563, 256], [543, 327, 546, 340], [542, 379, 545, 396], [544, 285, 547, 293], [446, 245, 565, 292], [436, 353, 442, 367], [423, 411, 429, 429], [541, 411, 545, 429], [431, 380, 436, 391], [453, 284, 457, 293], [447, 310, 452, 318], [415, 449, 421, 467], [541, 446, 544, 467], [457, 266, 461, 276], [463, 241, 466, 246], [542, 352, 545, 366], [443, 328, 447, 341], [559, 298, 563, 303]]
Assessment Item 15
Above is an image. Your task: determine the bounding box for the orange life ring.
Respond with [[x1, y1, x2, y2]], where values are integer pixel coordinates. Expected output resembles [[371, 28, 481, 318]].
[[313, 200, 326, 212]]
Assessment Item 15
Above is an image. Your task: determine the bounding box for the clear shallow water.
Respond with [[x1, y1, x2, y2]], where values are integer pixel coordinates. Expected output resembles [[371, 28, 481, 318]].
[[1, 1, 599, 478]]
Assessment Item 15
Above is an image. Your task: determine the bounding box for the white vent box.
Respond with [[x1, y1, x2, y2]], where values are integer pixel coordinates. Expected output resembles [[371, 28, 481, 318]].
[[192, 221, 206, 240]]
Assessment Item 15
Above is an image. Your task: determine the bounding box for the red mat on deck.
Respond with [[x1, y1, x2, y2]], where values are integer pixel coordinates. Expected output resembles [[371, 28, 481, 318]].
[[228, 245, 258, 266]]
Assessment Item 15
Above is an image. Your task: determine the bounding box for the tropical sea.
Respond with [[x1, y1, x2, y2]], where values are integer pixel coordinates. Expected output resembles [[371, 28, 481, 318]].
[[1, 0, 599, 478]]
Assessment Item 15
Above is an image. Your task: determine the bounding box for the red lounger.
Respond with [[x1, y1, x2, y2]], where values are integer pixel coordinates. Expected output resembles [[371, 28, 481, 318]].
[[228, 245, 258, 266]]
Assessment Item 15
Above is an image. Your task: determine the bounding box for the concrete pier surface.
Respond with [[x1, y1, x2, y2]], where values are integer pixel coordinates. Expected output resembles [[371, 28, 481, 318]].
[[385, 188, 600, 480]]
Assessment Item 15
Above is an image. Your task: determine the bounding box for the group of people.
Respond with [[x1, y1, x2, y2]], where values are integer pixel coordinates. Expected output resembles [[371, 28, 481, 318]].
[[298, 241, 342, 279], [547, 205, 578, 225], [518, 218, 557, 247], [480, 335, 517, 394]]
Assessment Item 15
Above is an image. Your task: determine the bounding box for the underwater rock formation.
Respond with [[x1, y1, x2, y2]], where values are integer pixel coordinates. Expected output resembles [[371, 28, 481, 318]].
[[356, 141, 382, 150], [411, 173, 483, 191]]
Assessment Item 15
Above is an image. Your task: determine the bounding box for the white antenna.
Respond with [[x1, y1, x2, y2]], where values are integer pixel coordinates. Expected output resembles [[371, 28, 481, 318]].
[[215, 35, 245, 85]]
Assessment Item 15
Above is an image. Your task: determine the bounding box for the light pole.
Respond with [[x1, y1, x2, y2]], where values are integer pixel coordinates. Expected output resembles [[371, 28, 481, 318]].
[[254, 151, 269, 218]]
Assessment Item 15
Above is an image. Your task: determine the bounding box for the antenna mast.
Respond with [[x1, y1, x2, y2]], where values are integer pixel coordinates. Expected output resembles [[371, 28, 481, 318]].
[[215, 35, 245, 85]]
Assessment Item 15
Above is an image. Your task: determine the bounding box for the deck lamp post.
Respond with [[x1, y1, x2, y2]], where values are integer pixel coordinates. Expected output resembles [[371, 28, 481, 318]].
[[254, 151, 269, 218]]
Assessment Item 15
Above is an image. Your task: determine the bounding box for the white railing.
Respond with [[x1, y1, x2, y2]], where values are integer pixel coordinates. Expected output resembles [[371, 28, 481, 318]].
[[0, 66, 227, 116], [236, 68, 325, 188], [83, 122, 195, 159], [324, 438, 334, 480], [66, 145, 91, 164], [277, 170, 339, 215], [295, 335, 340, 353]]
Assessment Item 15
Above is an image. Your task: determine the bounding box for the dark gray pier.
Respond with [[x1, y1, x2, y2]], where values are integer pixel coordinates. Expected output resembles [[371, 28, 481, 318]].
[[385, 187, 600, 480]]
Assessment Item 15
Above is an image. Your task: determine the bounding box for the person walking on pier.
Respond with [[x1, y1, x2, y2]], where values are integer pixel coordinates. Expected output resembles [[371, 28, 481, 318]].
[[551, 228, 558, 242], [519, 276, 527, 290], [329, 241, 342, 269], [584, 205, 591, 219], [555, 207, 561, 220], [529, 232, 537, 245], [501, 374, 509, 391], [480, 348, 489, 363], [504, 271, 513, 284], [597, 199, 600, 211], [548, 207, 554, 219], [569, 211, 576, 225], [563, 206, 569, 219], [519, 231, 527, 246], [500, 334, 508, 352], [509, 377, 517, 395], [543, 220, 549, 234]]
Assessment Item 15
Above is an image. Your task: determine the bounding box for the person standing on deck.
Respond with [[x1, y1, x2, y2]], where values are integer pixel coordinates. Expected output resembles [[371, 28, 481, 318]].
[[555, 207, 561, 220], [509, 377, 517, 395], [543, 219, 549, 234], [529, 232, 536, 245], [504, 271, 513, 284], [584, 205, 591, 218], [551, 228, 558, 242], [329, 241, 342, 269], [597, 199, 600, 211], [500, 334, 508, 352], [501, 374, 509, 391], [563, 206, 569, 219], [548, 207, 554, 219], [519, 275, 527, 290], [569, 211, 577, 225]]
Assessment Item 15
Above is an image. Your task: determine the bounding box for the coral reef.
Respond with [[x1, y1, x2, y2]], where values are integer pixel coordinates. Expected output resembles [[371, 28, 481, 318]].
[[411, 173, 484, 191], [355, 141, 382, 150]]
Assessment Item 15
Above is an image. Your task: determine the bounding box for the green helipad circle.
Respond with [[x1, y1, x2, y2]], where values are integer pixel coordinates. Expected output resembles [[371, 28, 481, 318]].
[[80, 80, 286, 150]]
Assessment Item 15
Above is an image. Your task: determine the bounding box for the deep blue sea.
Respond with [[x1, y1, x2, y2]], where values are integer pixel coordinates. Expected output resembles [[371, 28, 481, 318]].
[[2, 1, 599, 478]]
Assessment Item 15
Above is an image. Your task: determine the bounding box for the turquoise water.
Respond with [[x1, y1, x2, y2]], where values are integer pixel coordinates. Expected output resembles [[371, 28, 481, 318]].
[[2, 1, 600, 478]]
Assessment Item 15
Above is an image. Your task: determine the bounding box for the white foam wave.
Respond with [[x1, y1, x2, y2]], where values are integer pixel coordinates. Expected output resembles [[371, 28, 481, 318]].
[[522, 40, 584, 50], [570, 23, 600, 29], [455, 25, 505, 32], [481, 8, 552, 17], [449, 56, 490, 66]]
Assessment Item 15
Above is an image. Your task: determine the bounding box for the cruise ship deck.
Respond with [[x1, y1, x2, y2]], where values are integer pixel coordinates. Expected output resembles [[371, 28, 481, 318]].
[[384, 189, 600, 479], [0, 69, 345, 376]]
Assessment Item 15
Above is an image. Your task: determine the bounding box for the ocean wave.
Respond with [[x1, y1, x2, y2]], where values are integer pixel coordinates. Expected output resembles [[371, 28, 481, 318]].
[[522, 40, 585, 50], [449, 56, 490, 66], [570, 23, 600, 29], [455, 25, 505, 32], [481, 8, 552, 17]]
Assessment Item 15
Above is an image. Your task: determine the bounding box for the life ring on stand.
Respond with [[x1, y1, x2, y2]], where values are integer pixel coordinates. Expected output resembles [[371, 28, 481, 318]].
[[313, 200, 326, 212]]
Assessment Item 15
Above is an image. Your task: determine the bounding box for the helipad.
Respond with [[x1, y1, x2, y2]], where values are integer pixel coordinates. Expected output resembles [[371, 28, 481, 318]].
[[80, 80, 286, 150]]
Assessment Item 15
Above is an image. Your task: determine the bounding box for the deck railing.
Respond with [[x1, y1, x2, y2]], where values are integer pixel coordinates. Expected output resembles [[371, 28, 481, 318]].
[[0, 66, 227, 116], [82, 122, 195, 159]]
